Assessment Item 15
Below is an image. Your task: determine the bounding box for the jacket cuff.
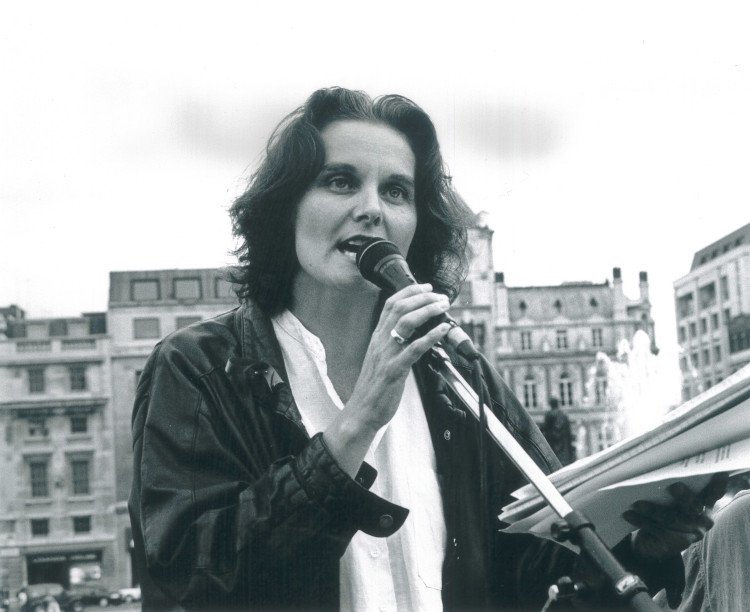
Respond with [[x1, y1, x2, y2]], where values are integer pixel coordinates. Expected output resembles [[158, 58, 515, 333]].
[[293, 433, 409, 538]]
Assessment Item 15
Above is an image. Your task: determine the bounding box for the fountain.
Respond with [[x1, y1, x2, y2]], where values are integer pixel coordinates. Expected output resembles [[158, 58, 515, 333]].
[[583, 330, 666, 451]]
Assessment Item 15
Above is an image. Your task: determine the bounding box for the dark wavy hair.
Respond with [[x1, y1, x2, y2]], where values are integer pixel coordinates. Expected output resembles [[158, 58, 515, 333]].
[[229, 87, 474, 315]]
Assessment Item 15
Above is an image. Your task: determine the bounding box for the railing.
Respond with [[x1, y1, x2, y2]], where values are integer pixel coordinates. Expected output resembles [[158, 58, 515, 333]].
[[16, 340, 52, 353], [61, 339, 96, 351]]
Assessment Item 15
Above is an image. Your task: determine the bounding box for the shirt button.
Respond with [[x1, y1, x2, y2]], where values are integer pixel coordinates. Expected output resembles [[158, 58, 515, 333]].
[[378, 514, 394, 529], [370, 548, 380, 558], [444, 429, 451, 440]]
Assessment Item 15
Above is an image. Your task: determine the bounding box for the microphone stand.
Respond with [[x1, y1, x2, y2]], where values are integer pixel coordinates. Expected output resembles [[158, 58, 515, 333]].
[[426, 346, 659, 611]]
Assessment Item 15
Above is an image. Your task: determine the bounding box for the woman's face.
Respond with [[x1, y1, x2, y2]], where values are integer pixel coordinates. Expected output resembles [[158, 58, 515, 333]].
[[293, 119, 418, 298]]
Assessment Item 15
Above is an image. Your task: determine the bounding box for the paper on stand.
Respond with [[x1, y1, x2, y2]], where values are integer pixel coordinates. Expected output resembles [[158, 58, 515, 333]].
[[503, 436, 750, 548], [500, 398, 750, 527]]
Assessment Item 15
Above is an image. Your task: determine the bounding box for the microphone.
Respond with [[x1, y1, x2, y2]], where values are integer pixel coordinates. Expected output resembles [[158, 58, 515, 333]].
[[356, 238, 480, 360]]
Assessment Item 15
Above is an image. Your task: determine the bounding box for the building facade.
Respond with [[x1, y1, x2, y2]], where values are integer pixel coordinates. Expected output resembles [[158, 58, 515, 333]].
[[493, 268, 655, 457], [0, 310, 116, 594], [107, 268, 238, 587], [674, 222, 750, 400], [448, 223, 656, 458]]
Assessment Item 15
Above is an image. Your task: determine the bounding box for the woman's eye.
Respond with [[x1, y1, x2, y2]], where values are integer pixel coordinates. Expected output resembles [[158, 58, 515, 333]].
[[386, 186, 409, 201], [328, 177, 352, 191]]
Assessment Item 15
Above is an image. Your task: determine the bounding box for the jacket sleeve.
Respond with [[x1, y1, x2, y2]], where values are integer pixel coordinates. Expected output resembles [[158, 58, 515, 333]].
[[129, 338, 407, 610]]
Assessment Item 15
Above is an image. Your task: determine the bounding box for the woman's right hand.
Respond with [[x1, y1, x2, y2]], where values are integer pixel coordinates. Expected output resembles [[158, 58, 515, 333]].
[[323, 283, 452, 476]]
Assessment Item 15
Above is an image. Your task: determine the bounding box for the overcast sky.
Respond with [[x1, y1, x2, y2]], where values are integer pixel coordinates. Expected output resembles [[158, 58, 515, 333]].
[[2, 1, 749, 403]]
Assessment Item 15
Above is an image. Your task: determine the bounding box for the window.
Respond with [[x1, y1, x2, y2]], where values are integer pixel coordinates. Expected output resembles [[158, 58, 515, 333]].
[[590, 297, 598, 308], [520, 331, 532, 351], [699, 282, 717, 309], [678, 326, 686, 342], [70, 415, 88, 434], [523, 378, 537, 409], [473, 322, 486, 350], [176, 316, 202, 329], [591, 328, 603, 348], [30, 462, 49, 498], [28, 367, 45, 393], [594, 377, 608, 405], [133, 318, 160, 339], [174, 278, 202, 300], [678, 293, 695, 318], [691, 352, 699, 368], [556, 330, 568, 350], [679, 357, 688, 372], [69, 365, 87, 391], [49, 319, 68, 337], [711, 313, 719, 330], [553, 299, 562, 314], [700, 318, 707, 335], [71, 460, 90, 495], [28, 417, 48, 438], [559, 374, 573, 406], [721, 275, 729, 301], [73, 516, 91, 534], [131, 279, 160, 301], [724, 308, 731, 324], [689, 322, 697, 339], [702, 349, 710, 365], [519, 301, 527, 315], [31, 518, 49, 537], [714, 345, 722, 362]]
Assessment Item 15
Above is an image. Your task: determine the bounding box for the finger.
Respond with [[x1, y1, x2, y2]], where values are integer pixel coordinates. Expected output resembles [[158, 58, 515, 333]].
[[395, 300, 450, 337], [667, 482, 706, 518], [627, 500, 714, 533], [383, 283, 432, 308], [389, 291, 449, 321], [401, 322, 451, 363], [624, 504, 713, 539]]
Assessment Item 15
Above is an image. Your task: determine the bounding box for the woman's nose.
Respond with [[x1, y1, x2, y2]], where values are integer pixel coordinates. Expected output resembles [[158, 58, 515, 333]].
[[352, 183, 382, 225]]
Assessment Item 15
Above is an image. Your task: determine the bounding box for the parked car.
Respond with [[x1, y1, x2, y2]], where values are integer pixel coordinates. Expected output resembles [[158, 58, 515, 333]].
[[16, 584, 83, 612], [66, 585, 112, 607], [112, 586, 141, 604]]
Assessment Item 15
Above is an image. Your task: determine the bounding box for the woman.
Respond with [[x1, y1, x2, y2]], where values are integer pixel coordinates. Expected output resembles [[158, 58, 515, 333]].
[[129, 87, 719, 611]]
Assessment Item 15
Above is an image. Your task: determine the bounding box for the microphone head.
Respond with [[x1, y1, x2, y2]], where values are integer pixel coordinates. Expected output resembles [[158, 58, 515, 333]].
[[356, 238, 401, 283], [356, 238, 416, 291]]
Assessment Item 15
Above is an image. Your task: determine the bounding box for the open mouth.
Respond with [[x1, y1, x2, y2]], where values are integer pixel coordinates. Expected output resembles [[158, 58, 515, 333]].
[[336, 235, 380, 260]]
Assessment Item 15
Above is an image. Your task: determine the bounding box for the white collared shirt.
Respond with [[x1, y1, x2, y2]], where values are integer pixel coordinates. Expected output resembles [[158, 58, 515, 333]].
[[272, 310, 446, 612]]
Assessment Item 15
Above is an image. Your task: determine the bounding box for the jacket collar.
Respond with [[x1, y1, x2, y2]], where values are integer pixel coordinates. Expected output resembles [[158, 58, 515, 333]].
[[228, 301, 304, 428]]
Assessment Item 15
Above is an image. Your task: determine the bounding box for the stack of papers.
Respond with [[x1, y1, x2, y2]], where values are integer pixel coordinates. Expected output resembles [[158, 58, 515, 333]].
[[499, 363, 750, 547]]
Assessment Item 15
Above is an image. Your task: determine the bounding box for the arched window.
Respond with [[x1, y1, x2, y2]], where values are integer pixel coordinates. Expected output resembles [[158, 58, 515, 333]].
[[554, 299, 562, 313], [590, 297, 598, 308]]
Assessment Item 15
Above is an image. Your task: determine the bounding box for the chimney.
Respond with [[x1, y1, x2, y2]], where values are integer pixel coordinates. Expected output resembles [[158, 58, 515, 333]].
[[639, 271, 649, 302], [613, 267, 626, 318]]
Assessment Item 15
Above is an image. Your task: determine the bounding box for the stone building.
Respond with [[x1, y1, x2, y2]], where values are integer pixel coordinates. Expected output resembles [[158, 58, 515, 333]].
[[0, 309, 116, 594], [492, 268, 655, 457], [674, 222, 750, 400], [107, 268, 238, 586]]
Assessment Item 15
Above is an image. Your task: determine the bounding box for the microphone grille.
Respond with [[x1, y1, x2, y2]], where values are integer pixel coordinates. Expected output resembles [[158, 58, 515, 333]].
[[356, 239, 401, 283]]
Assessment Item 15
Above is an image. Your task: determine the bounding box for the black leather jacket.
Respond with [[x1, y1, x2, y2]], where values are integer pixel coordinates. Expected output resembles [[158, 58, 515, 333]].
[[129, 303, 675, 611]]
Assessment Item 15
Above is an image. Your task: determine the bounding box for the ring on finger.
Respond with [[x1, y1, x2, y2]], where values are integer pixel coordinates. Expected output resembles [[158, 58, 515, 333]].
[[390, 328, 409, 345]]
